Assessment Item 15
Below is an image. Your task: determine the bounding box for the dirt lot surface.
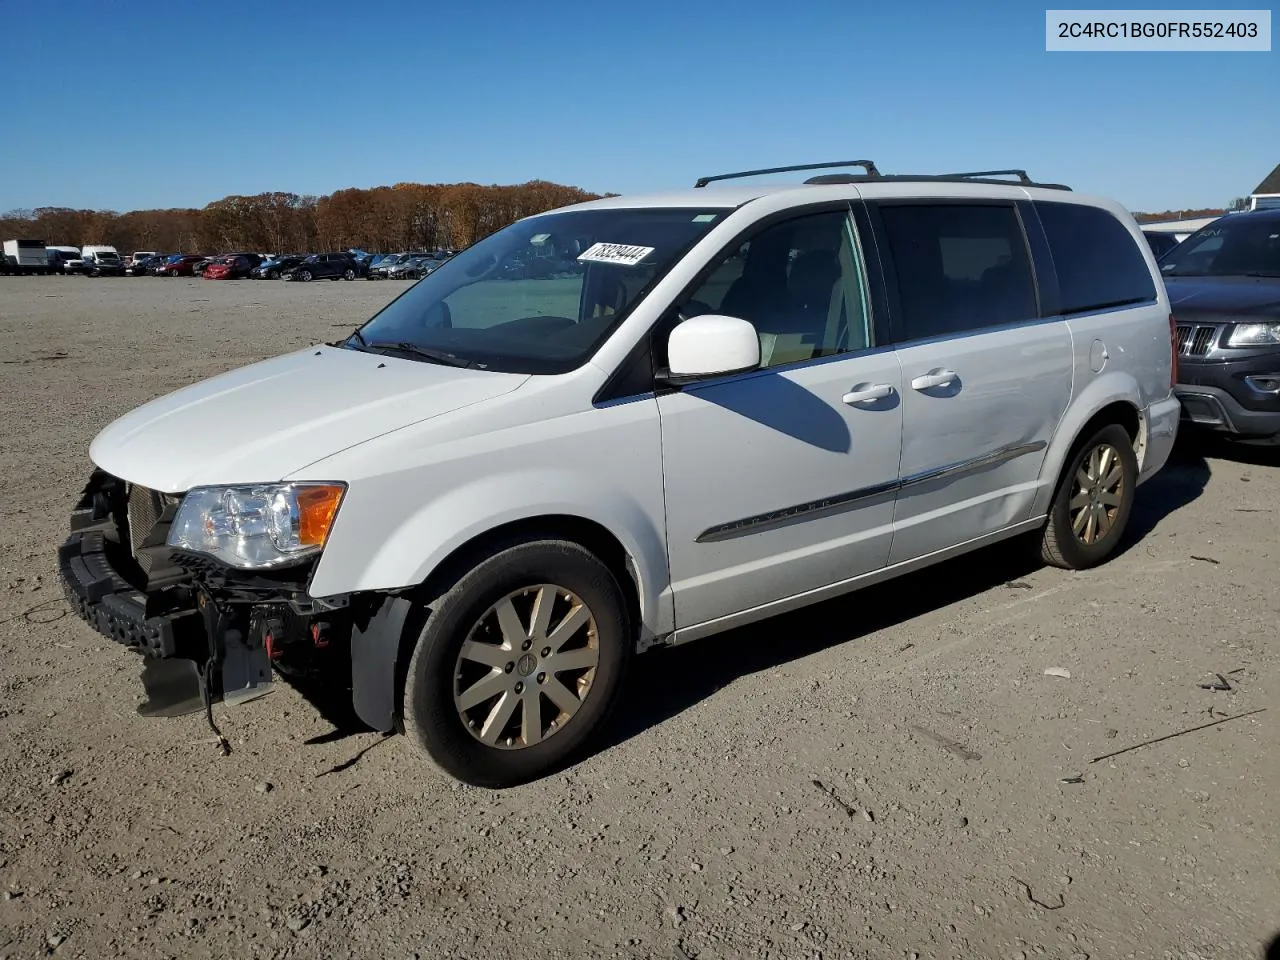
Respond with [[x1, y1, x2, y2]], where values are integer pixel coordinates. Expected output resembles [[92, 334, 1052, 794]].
[[1, 276, 1277, 960]]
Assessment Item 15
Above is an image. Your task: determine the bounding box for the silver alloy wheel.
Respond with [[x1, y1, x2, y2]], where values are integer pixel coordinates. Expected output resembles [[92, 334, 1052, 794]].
[[453, 584, 600, 749], [1069, 442, 1125, 545]]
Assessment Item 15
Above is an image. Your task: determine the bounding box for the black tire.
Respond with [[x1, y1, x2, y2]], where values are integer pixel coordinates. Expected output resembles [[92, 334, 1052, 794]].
[[268, 270, 279, 280], [1039, 423, 1136, 570], [299, 269, 312, 282], [343, 268, 356, 281], [403, 540, 632, 788]]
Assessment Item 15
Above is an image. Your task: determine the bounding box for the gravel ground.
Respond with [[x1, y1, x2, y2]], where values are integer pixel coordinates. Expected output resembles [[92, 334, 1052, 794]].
[[1, 275, 1277, 960]]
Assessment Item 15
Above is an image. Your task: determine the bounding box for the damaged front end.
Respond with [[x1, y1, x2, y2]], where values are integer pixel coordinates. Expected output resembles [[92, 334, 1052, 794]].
[[58, 470, 353, 721]]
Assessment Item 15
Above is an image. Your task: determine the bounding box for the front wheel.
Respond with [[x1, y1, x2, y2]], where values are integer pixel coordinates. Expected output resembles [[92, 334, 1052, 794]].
[[299, 270, 312, 282], [268, 270, 279, 280], [403, 540, 631, 788], [343, 268, 356, 281], [1039, 423, 1136, 570]]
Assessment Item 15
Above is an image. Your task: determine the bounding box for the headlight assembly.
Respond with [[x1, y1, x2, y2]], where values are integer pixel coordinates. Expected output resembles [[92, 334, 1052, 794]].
[[167, 482, 345, 569], [1226, 322, 1280, 347]]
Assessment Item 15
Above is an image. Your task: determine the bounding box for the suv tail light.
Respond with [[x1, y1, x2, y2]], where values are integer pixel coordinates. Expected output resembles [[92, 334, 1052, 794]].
[[1169, 313, 1179, 388]]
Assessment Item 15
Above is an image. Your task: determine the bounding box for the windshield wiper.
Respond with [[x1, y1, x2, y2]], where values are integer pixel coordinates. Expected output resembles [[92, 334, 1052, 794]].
[[365, 340, 473, 367]]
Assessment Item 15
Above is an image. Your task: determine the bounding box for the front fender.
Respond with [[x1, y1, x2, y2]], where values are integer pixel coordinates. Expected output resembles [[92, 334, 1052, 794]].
[[309, 467, 673, 639], [1032, 370, 1148, 517]]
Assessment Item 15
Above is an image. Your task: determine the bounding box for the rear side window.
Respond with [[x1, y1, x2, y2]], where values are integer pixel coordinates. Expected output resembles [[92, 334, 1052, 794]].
[[1037, 202, 1156, 314], [878, 203, 1037, 341]]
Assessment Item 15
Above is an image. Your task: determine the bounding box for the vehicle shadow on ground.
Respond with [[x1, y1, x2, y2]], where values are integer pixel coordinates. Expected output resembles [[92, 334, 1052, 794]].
[[1265, 932, 1280, 960], [274, 659, 370, 743], [1118, 430, 1212, 552], [600, 432, 1214, 757]]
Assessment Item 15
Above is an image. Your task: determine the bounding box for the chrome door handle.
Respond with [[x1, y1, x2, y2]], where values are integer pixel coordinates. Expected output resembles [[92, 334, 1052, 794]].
[[842, 383, 895, 405], [910, 368, 957, 391]]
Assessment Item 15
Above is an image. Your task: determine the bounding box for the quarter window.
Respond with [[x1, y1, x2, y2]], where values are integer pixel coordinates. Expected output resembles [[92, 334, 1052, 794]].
[[681, 210, 873, 369], [879, 203, 1037, 341], [1037, 202, 1157, 313]]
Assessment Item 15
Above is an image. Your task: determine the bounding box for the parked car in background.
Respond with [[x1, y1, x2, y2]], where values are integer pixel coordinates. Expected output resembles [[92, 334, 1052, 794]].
[[58, 163, 1181, 787], [128, 254, 167, 276], [368, 253, 408, 279], [127, 252, 160, 275], [1162, 207, 1280, 445], [1142, 231, 1180, 259], [203, 254, 264, 280], [251, 255, 306, 279], [155, 254, 206, 277], [73, 246, 127, 277], [387, 255, 441, 280], [192, 257, 217, 276], [46, 247, 81, 273], [281, 252, 360, 281]]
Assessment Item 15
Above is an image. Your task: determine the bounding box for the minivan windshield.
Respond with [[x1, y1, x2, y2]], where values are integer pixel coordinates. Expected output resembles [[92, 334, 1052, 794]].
[[1160, 214, 1280, 278], [346, 206, 727, 374]]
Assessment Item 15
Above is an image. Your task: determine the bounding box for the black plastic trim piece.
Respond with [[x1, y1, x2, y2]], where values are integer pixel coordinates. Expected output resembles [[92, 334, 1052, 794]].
[[350, 595, 415, 732], [58, 531, 196, 658], [694, 441, 1046, 543], [695, 481, 899, 543], [899, 441, 1047, 489]]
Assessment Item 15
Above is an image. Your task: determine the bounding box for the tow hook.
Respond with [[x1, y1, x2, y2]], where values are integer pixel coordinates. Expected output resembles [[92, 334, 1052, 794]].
[[311, 622, 332, 649]]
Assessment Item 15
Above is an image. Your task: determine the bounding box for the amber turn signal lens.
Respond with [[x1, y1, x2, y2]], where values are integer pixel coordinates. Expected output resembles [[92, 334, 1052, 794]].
[[296, 485, 345, 547]]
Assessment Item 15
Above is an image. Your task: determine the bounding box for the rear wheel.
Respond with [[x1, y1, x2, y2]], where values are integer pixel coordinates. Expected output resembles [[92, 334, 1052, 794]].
[[343, 268, 356, 280], [1039, 423, 1136, 570], [404, 540, 631, 788]]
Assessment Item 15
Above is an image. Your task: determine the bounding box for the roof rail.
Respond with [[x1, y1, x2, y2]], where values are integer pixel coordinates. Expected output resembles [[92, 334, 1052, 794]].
[[942, 169, 1034, 184], [694, 160, 881, 189], [803, 171, 1072, 191]]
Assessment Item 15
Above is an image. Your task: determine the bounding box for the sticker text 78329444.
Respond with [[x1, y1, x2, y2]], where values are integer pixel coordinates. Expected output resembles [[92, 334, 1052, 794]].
[[577, 243, 655, 267]]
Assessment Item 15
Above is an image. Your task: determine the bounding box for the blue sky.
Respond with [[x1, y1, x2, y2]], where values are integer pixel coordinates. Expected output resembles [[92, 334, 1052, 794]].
[[0, 1, 1275, 213]]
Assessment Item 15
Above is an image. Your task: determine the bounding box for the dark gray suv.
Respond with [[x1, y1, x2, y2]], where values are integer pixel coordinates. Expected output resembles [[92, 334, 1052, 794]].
[[282, 252, 360, 281], [1163, 209, 1280, 445]]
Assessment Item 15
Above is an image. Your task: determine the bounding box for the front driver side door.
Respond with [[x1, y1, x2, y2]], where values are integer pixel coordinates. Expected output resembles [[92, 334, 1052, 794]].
[[658, 205, 904, 633]]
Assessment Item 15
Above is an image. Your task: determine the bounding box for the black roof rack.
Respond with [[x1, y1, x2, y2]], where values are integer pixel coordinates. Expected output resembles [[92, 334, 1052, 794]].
[[943, 169, 1034, 184], [804, 170, 1071, 191], [694, 160, 881, 189]]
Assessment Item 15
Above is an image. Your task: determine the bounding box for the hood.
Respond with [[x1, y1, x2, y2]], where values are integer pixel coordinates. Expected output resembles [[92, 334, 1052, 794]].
[[90, 345, 528, 492], [1165, 275, 1280, 320]]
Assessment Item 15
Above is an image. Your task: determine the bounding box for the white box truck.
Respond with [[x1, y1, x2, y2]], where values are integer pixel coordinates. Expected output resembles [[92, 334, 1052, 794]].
[[3, 239, 50, 275]]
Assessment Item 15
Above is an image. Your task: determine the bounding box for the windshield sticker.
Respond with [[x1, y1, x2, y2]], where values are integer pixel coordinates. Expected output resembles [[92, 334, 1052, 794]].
[[577, 242, 655, 267], [692, 214, 717, 223]]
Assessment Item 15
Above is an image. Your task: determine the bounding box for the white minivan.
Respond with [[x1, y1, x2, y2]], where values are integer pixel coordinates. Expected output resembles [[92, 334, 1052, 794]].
[[60, 163, 1181, 787]]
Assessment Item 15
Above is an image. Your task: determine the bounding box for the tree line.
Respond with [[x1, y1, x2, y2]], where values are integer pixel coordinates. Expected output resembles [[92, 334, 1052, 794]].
[[0, 180, 606, 254], [0, 184, 1237, 255], [1133, 207, 1226, 223]]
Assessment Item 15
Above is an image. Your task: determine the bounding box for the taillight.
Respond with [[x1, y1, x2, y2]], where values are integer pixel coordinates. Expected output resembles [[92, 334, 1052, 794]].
[[1169, 313, 1179, 388]]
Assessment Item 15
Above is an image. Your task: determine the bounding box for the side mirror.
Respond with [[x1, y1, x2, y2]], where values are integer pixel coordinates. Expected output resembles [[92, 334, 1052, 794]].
[[662, 314, 761, 384]]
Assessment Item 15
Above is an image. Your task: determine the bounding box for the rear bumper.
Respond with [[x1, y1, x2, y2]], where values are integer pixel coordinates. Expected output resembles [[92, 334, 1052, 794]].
[[1140, 395, 1181, 483]]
